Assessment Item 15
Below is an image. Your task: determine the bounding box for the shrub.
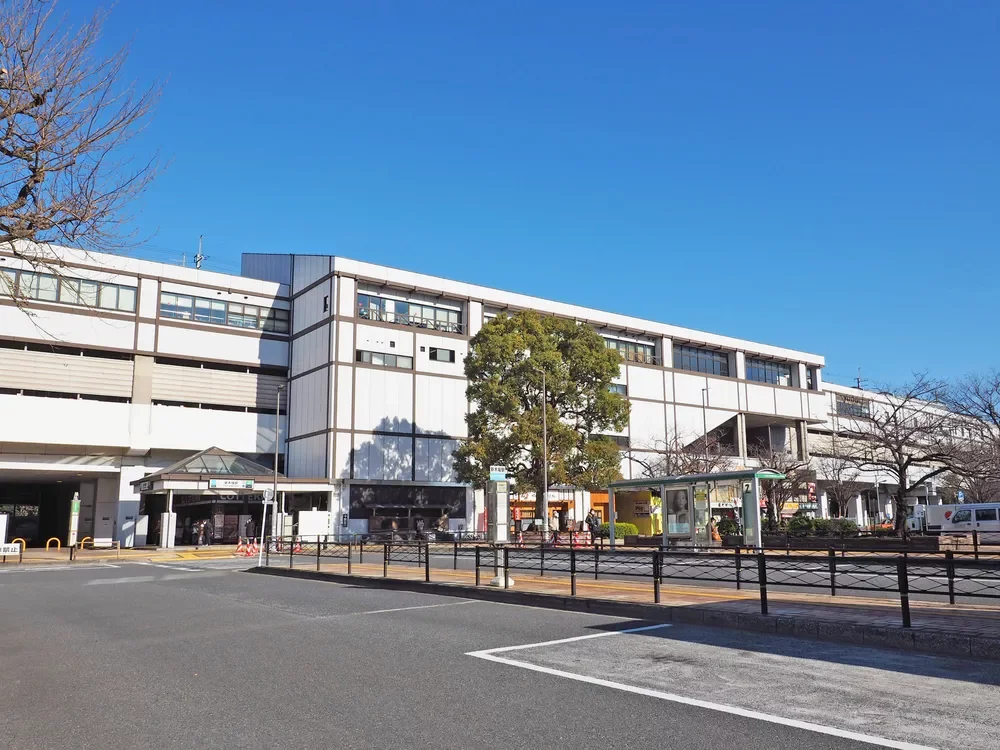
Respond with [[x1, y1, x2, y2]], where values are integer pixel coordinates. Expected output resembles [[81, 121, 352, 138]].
[[827, 518, 859, 537], [597, 522, 639, 539], [812, 518, 831, 537], [786, 513, 814, 537], [717, 517, 741, 537]]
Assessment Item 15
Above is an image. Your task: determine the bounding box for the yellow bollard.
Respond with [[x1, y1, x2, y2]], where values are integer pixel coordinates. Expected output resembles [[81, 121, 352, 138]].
[[10, 538, 26, 552], [78, 536, 92, 550], [46, 537, 61, 551]]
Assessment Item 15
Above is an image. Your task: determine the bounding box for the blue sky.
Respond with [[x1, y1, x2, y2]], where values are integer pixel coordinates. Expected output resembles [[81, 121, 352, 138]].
[[76, 1, 997, 385]]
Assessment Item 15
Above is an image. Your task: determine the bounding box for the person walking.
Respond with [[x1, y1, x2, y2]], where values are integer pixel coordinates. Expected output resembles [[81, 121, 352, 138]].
[[203, 518, 214, 546]]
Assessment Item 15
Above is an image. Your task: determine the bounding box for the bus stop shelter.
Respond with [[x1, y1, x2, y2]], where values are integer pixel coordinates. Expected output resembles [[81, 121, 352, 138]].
[[607, 469, 786, 549]]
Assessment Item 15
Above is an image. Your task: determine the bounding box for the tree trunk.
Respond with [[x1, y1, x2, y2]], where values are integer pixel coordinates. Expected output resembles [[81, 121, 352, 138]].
[[893, 487, 908, 536], [535, 484, 548, 529]]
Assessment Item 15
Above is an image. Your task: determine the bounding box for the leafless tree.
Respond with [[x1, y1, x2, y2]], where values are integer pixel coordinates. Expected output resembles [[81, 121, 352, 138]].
[[626, 427, 734, 479], [840, 375, 961, 534], [816, 452, 866, 518], [946, 371, 1000, 499], [0, 0, 160, 302], [748, 440, 811, 530]]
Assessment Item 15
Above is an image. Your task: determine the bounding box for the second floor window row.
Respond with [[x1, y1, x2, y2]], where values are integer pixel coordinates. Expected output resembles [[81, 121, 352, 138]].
[[746, 357, 793, 387], [673, 344, 730, 377], [1, 268, 136, 313], [605, 338, 657, 364], [159, 292, 290, 333]]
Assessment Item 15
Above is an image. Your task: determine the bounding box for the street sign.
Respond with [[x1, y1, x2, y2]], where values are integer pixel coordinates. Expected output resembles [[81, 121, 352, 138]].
[[263, 487, 275, 502], [0, 543, 21, 555], [958, 490, 965, 502], [489, 465, 507, 481], [209, 478, 254, 490], [138, 480, 152, 492]]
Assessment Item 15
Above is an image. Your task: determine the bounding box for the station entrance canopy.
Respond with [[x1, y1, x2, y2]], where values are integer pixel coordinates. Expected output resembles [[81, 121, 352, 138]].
[[606, 469, 786, 549]]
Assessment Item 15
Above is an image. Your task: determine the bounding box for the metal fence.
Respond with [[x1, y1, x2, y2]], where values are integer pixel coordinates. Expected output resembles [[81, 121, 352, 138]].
[[264, 536, 1000, 628]]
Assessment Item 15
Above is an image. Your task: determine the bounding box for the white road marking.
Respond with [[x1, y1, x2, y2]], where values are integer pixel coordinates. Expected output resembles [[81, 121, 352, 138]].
[[135, 562, 204, 572], [352, 600, 482, 616], [0, 563, 120, 573], [87, 575, 157, 585], [467, 625, 937, 750]]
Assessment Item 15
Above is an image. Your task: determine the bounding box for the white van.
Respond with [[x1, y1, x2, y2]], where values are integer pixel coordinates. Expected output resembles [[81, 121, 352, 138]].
[[923, 503, 1000, 533]]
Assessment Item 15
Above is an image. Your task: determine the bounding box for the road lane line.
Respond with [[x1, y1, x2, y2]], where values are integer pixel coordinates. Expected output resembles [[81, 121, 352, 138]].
[[352, 600, 482, 616], [467, 626, 936, 750], [87, 575, 157, 585]]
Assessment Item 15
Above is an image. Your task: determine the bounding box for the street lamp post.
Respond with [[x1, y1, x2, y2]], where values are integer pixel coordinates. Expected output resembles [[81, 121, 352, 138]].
[[273, 384, 285, 537], [534, 368, 549, 541]]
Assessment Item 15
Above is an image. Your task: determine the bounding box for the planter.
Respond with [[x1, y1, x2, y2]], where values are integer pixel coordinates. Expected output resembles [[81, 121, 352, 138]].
[[762, 535, 940, 551]]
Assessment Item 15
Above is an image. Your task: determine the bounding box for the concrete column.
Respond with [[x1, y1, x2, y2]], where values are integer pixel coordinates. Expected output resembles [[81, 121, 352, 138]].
[[736, 413, 748, 461], [660, 337, 673, 368], [813, 367, 824, 392], [818, 491, 829, 520], [735, 351, 747, 380], [796, 363, 808, 390], [849, 494, 865, 526], [797, 420, 809, 459], [160, 489, 176, 549]]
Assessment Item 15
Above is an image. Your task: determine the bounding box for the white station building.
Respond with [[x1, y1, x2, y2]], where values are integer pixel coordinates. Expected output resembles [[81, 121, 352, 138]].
[[0, 242, 920, 548]]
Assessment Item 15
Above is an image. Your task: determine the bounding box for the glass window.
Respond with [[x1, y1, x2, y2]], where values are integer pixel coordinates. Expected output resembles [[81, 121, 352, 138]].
[[242, 305, 259, 329], [0, 268, 14, 296], [672, 344, 730, 376], [975, 508, 997, 522], [392, 301, 409, 325], [806, 367, 817, 391], [36, 274, 58, 301], [194, 298, 212, 323], [81, 281, 101, 307], [172, 294, 193, 319], [118, 286, 136, 317], [227, 303, 244, 327], [429, 347, 455, 363], [952, 510, 972, 523], [210, 300, 227, 325], [356, 292, 462, 332], [59, 278, 81, 304], [356, 350, 372, 363], [836, 396, 869, 419], [397, 355, 413, 369], [18, 271, 37, 297], [273, 308, 289, 332], [605, 338, 656, 365], [371, 352, 385, 366], [746, 357, 793, 386], [608, 383, 627, 396], [100, 284, 119, 310]]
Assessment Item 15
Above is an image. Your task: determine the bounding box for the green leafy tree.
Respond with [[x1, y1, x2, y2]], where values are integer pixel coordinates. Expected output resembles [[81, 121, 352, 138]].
[[454, 311, 630, 520]]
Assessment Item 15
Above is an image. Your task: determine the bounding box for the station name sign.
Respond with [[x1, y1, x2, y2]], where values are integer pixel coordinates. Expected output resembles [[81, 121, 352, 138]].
[[208, 479, 255, 490]]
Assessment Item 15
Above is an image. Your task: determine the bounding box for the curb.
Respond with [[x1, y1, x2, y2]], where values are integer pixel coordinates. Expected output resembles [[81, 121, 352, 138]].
[[248, 566, 1000, 662]]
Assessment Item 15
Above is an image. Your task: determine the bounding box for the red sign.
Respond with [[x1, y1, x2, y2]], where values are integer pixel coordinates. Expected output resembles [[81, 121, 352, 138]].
[[512, 507, 522, 521]]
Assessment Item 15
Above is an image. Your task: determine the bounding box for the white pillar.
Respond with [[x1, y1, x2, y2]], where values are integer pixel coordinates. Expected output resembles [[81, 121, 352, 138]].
[[818, 491, 829, 520], [849, 494, 865, 525], [160, 489, 176, 549], [609, 488, 616, 549]]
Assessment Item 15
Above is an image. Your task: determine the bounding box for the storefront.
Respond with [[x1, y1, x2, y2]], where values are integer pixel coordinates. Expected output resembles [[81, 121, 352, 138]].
[[348, 483, 468, 537]]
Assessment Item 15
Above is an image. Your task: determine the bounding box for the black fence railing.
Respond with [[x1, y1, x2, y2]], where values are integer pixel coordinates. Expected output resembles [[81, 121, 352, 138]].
[[264, 536, 1000, 628]]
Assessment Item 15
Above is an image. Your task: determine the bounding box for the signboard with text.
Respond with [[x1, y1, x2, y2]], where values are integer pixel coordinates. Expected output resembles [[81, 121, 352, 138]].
[[209, 479, 255, 490]]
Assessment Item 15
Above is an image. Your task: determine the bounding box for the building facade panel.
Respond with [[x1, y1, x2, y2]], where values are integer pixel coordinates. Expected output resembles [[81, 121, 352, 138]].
[[353, 368, 413, 434]]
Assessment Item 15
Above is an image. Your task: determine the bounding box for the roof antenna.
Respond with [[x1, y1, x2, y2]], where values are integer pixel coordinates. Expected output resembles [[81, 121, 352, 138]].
[[194, 235, 206, 270], [856, 367, 867, 390]]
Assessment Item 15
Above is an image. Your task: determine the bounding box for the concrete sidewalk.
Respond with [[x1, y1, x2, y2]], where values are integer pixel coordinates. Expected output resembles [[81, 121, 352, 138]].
[[259, 559, 1000, 660]]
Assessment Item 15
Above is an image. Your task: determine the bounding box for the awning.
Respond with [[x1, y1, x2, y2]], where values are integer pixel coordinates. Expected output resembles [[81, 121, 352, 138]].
[[608, 468, 786, 491]]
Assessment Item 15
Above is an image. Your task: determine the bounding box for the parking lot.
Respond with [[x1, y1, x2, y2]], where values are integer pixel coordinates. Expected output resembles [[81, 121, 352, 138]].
[[2, 560, 999, 749]]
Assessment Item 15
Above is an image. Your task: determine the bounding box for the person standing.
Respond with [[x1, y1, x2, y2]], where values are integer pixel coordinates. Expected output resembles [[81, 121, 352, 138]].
[[203, 518, 214, 546]]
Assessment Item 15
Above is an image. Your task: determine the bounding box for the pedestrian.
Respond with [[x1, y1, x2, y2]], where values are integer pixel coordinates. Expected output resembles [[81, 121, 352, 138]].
[[586, 510, 599, 545], [245, 517, 256, 542], [709, 516, 721, 545], [203, 518, 214, 546], [193, 519, 203, 547]]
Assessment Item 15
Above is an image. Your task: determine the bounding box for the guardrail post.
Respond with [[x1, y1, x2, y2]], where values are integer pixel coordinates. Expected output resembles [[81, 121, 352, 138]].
[[828, 549, 837, 596], [475, 547, 481, 586], [570, 547, 577, 596], [316, 538, 322, 571], [383, 543, 389, 577], [359, 539, 364, 565], [594, 547, 600, 580], [69, 545, 74, 562], [265, 536, 270, 566], [503, 547, 510, 590], [424, 541, 431, 582], [945, 550, 955, 605], [347, 542, 352, 574], [896, 556, 911, 628], [453, 539, 459, 570], [973, 530, 980, 560], [757, 553, 768, 615], [653, 550, 661, 604], [289, 537, 294, 569], [735, 547, 742, 590], [540, 544, 545, 577]]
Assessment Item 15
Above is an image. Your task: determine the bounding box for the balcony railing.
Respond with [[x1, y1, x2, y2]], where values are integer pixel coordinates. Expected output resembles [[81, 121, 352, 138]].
[[358, 307, 465, 335]]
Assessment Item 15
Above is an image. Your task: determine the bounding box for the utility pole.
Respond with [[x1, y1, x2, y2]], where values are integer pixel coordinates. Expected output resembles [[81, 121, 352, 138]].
[[194, 235, 205, 269], [534, 367, 549, 541], [702, 387, 710, 472], [273, 384, 285, 536]]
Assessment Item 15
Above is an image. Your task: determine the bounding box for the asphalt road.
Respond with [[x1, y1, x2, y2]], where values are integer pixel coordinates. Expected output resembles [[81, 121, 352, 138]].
[[2, 560, 997, 749]]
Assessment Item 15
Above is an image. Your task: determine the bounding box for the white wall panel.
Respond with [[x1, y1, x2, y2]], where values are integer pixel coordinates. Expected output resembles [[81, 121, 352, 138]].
[[0, 305, 134, 350], [287, 434, 326, 478], [626, 366, 663, 401], [746, 383, 777, 415], [293, 282, 331, 330], [353, 433, 413, 480], [288, 369, 328, 437], [807, 392, 828, 421], [707, 379, 740, 411], [136, 322, 155, 351], [414, 437, 458, 482], [355, 324, 414, 356], [290, 326, 328, 375], [334, 431, 352, 479], [0, 348, 133, 397], [674, 405, 736, 444], [337, 275, 356, 317], [775, 388, 804, 419], [414, 332, 466, 376], [292, 256, 331, 295], [148, 406, 281, 453], [156, 324, 288, 367], [628, 399, 666, 448], [337, 321, 355, 363], [673, 372, 708, 406], [335, 365, 353, 430], [415, 375, 467, 437], [0, 394, 131, 446], [138, 278, 159, 319], [353, 368, 413, 433], [663, 372, 674, 403]]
